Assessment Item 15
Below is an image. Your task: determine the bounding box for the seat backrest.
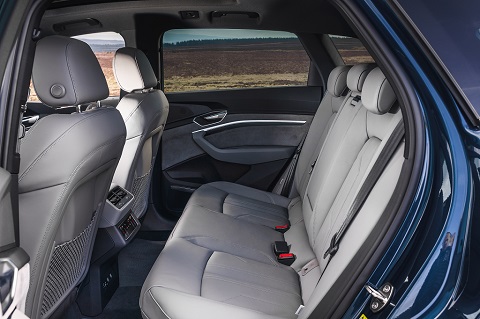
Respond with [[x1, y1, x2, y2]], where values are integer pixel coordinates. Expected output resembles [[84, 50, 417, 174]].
[[111, 47, 169, 218], [294, 64, 375, 199], [19, 36, 126, 318], [299, 67, 403, 309]]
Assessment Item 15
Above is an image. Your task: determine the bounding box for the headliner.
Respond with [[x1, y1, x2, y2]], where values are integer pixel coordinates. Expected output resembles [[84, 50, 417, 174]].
[[41, 0, 355, 39]]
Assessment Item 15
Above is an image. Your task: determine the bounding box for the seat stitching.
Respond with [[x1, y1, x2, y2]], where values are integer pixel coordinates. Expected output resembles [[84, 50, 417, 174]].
[[140, 309, 152, 319], [209, 182, 283, 206], [122, 95, 148, 123], [64, 41, 78, 104], [184, 203, 223, 215], [233, 213, 287, 224], [133, 51, 145, 89], [220, 293, 296, 310], [200, 250, 214, 297], [203, 275, 302, 298], [147, 287, 272, 316], [20, 109, 118, 181], [225, 201, 287, 218], [206, 264, 298, 286], [183, 235, 279, 266], [147, 290, 173, 319], [225, 197, 287, 215]]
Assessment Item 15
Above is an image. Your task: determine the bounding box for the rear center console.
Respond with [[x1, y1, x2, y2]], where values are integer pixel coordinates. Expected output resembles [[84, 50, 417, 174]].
[[77, 185, 140, 316]]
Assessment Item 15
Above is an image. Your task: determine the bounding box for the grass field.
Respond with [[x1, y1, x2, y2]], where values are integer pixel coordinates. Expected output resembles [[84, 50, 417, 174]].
[[163, 41, 311, 92], [28, 38, 374, 100]]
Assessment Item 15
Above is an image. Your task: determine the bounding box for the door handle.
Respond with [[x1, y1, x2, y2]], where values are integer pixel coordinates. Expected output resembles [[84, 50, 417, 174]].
[[204, 113, 225, 121], [194, 110, 227, 127]]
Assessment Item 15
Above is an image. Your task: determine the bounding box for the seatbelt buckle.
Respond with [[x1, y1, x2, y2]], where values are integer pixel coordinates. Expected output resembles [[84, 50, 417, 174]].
[[277, 253, 296, 266], [273, 241, 290, 256], [275, 222, 290, 233]]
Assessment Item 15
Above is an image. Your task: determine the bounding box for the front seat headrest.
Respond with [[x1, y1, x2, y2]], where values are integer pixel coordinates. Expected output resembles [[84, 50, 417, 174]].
[[32, 36, 109, 107], [362, 67, 397, 114], [113, 47, 158, 93]]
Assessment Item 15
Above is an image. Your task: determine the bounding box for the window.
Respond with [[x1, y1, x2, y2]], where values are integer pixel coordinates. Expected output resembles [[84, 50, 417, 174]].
[[28, 32, 125, 102], [329, 35, 375, 65], [162, 29, 310, 92], [397, 0, 480, 118]]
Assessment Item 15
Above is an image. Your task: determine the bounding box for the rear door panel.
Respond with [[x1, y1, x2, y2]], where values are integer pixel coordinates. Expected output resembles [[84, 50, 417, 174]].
[[154, 86, 320, 218]]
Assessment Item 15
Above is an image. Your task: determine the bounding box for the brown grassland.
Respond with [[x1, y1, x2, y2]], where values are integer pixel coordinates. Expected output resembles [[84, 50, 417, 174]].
[[163, 44, 310, 92]]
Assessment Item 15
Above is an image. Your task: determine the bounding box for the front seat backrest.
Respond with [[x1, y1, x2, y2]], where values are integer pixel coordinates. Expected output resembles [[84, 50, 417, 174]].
[[19, 36, 126, 318], [112, 47, 169, 218]]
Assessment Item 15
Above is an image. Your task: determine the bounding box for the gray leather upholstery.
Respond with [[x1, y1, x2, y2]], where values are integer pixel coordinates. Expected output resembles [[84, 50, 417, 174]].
[[326, 65, 350, 97], [112, 47, 169, 218], [362, 67, 396, 114], [140, 66, 404, 319], [19, 36, 126, 319], [113, 47, 158, 92], [32, 36, 109, 107], [346, 63, 375, 93]]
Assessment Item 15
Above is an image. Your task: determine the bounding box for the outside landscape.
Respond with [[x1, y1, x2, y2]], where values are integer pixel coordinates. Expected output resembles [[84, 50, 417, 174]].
[[163, 38, 310, 92], [28, 33, 374, 101]]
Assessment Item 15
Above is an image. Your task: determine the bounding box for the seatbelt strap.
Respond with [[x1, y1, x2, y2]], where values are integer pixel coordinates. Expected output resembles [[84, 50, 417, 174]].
[[276, 134, 307, 196], [323, 120, 405, 260]]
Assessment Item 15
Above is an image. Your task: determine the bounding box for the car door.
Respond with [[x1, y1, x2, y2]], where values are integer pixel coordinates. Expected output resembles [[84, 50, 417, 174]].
[[0, 168, 29, 319], [0, 1, 37, 318], [151, 29, 324, 219]]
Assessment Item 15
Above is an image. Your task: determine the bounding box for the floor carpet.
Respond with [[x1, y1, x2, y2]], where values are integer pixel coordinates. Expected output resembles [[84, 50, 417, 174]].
[[64, 238, 165, 319]]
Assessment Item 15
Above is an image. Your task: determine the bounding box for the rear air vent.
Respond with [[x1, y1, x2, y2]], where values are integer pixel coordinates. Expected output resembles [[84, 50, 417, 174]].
[[107, 186, 133, 209]]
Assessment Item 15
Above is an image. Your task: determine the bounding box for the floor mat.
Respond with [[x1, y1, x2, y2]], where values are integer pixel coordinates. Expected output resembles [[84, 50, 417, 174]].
[[93, 286, 143, 319], [64, 239, 164, 319], [118, 238, 165, 287]]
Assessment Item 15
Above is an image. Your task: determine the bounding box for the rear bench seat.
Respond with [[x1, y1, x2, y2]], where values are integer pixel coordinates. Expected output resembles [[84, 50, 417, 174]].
[[140, 66, 404, 319]]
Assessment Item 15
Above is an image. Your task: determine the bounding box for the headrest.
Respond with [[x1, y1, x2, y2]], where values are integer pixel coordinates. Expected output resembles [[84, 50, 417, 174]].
[[32, 36, 108, 107], [326, 66, 351, 97], [346, 64, 375, 93], [113, 47, 158, 92], [362, 67, 397, 114]]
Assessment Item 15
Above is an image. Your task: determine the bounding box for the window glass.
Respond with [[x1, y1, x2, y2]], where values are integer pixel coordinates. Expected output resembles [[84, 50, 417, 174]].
[[329, 35, 375, 65], [162, 29, 310, 92], [396, 0, 480, 118], [28, 32, 125, 102]]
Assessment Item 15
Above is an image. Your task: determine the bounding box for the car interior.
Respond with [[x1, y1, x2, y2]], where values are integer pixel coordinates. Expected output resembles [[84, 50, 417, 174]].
[[6, 0, 422, 318]]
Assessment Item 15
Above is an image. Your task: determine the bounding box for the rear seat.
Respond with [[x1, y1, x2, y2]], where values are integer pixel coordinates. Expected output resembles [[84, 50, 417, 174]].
[[180, 64, 373, 230], [140, 66, 404, 319]]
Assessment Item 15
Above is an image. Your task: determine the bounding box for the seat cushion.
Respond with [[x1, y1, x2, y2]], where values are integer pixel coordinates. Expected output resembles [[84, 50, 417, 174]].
[[170, 205, 284, 265], [141, 238, 302, 319], [187, 181, 291, 228]]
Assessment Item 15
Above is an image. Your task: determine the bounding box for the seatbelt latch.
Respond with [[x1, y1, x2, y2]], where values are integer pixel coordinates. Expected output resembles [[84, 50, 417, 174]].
[[275, 222, 290, 233], [277, 253, 295, 266]]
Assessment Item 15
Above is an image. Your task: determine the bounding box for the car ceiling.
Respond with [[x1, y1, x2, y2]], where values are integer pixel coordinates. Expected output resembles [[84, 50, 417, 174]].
[[40, 0, 355, 39]]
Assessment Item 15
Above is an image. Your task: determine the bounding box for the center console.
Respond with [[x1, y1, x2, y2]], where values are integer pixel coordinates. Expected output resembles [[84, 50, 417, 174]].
[[77, 185, 141, 316]]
